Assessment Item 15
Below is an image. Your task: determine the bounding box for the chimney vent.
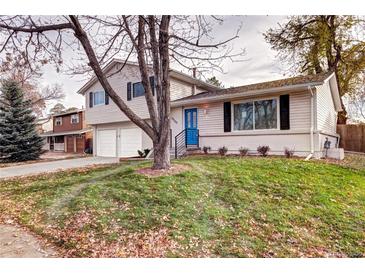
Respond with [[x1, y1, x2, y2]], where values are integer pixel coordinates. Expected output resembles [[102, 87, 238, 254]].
[[192, 67, 197, 78]]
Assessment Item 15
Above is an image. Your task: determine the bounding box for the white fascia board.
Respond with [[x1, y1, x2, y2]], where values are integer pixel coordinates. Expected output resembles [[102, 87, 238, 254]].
[[171, 82, 323, 108]]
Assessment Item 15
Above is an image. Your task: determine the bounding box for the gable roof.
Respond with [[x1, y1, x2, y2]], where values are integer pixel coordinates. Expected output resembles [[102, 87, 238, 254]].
[[172, 71, 343, 111], [77, 58, 220, 94], [173, 71, 334, 103], [52, 108, 84, 117]]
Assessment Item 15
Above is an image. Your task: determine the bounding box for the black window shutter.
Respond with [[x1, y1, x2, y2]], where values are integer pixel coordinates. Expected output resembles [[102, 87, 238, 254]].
[[280, 94, 290, 130], [127, 82, 132, 101], [149, 76, 155, 96], [89, 92, 93, 108], [223, 102, 231, 132], [105, 91, 109, 105]]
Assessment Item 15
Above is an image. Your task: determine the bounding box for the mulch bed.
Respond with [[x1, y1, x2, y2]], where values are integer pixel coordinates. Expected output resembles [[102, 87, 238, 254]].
[[135, 164, 191, 177]]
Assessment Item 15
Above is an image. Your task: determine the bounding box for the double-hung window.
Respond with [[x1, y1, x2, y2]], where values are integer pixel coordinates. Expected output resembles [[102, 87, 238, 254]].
[[70, 114, 79, 124], [55, 117, 62, 126], [233, 98, 278, 131], [93, 91, 105, 106]]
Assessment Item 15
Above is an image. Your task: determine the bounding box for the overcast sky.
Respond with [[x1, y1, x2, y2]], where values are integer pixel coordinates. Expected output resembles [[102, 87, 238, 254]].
[[40, 15, 288, 112]]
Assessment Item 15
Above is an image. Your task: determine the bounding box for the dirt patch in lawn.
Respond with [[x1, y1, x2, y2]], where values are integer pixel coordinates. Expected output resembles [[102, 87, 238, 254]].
[[135, 164, 191, 177]]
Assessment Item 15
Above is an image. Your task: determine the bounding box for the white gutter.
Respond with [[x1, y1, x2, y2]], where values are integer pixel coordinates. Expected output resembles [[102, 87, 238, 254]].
[[305, 86, 315, 161], [40, 128, 92, 137], [171, 81, 325, 107]]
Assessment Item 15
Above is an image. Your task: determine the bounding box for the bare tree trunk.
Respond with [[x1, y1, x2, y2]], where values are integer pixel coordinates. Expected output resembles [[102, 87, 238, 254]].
[[337, 100, 348, 124], [152, 15, 171, 170], [153, 137, 170, 169]]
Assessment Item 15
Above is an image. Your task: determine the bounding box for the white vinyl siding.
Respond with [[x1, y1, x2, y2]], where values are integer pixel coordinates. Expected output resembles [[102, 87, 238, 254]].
[[170, 107, 184, 141], [196, 90, 312, 136], [85, 64, 152, 125], [289, 91, 311, 130], [170, 79, 195, 101], [197, 102, 223, 135], [315, 82, 337, 133], [85, 64, 204, 125], [199, 134, 311, 156]]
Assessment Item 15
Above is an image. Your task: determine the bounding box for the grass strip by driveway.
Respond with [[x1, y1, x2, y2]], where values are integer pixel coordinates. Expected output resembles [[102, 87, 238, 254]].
[[0, 156, 364, 257]]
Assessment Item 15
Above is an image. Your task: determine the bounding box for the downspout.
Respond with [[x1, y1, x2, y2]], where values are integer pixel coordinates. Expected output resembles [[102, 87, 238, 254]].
[[335, 113, 340, 148], [305, 86, 315, 161], [93, 125, 97, 157]]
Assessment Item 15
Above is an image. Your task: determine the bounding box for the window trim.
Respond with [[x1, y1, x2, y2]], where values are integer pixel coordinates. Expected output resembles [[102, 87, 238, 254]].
[[93, 91, 106, 106], [231, 96, 280, 132], [55, 117, 62, 126], [70, 113, 80, 124]]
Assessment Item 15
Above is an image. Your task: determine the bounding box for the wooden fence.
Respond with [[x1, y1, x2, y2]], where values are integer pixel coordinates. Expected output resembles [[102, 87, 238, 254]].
[[337, 124, 365, 153]]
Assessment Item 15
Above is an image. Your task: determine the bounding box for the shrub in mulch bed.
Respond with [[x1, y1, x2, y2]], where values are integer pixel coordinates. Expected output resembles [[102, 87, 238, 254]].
[[218, 146, 228, 156], [257, 145, 270, 157]]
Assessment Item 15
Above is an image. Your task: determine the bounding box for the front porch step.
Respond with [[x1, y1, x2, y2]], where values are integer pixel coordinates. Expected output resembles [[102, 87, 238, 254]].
[[186, 146, 200, 151], [170, 147, 200, 152]]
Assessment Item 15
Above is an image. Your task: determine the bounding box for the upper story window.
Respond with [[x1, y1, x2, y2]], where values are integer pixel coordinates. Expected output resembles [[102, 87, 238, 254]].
[[133, 82, 145, 98], [89, 91, 108, 108], [55, 117, 62, 126], [70, 114, 79, 124], [129, 77, 155, 100], [93, 91, 105, 106], [233, 98, 278, 131]]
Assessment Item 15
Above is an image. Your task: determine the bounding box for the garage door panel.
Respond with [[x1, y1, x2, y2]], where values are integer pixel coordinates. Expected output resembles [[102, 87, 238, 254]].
[[97, 129, 117, 157], [120, 128, 142, 157], [66, 136, 74, 153]]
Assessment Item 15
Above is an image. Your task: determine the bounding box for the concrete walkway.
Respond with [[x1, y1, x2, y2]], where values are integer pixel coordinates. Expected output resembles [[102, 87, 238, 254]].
[[0, 224, 57, 258], [0, 157, 119, 179]]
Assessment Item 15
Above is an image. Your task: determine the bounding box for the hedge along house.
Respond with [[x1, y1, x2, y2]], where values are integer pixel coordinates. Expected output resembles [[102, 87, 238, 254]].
[[78, 59, 343, 160], [171, 72, 343, 159]]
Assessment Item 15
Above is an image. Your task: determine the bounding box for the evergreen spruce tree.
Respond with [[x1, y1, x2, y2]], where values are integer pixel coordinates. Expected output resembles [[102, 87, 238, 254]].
[[0, 79, 44, 162]]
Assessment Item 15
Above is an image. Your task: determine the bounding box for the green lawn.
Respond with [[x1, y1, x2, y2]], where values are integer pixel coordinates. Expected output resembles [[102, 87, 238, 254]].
[[0, 156, 364, 257]]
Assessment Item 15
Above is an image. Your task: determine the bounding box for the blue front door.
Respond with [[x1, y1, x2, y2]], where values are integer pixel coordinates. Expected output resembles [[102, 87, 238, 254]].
[[185, 108, 198, 145]]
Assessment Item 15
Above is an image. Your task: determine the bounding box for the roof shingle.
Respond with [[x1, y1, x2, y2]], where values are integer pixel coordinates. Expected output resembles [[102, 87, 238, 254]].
[[173, 71, 333, 102]]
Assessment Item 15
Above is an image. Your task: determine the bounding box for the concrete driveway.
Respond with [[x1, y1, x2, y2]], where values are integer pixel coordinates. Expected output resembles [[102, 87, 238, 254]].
[[0, 157, 119, 179]]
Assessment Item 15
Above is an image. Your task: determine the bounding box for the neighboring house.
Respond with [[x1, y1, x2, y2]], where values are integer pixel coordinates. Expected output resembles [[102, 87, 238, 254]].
[[78, 59, 343, 159], [40, 109, 93, 153], [36, 116, 53, 134]]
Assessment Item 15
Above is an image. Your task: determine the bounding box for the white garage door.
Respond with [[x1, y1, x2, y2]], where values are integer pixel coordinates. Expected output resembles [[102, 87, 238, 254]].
[[120, 128, 142, 157], [97, 129, 117, 157]]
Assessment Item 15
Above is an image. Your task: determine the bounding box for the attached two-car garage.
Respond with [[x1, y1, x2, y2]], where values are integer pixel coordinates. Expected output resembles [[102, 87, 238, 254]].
[[96, 127, 143, 157]]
